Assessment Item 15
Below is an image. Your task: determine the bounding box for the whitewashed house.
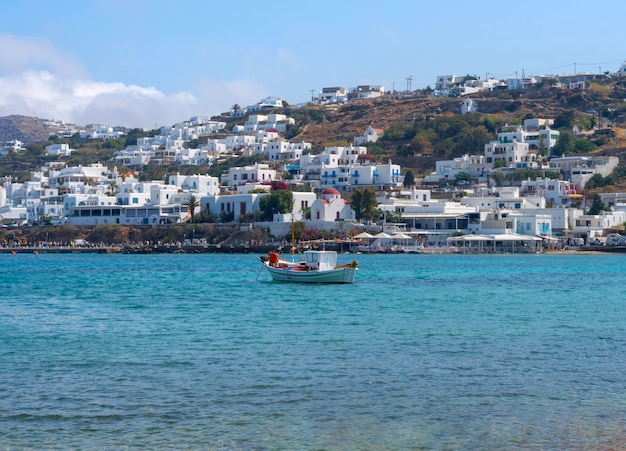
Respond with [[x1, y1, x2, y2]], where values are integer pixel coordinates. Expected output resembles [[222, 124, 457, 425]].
[[424, 154, 487, 183], [223, 163, 277, 190], [1, 139, 26, 156], [80, 125, 124, 140], [168, 173, 220, 196], [318, 87, 347, 104], [461, 98, 477, 114], [310, 188, 354, 221], [354, 126, 384, 146], [265, 141, 310, 162], [347, 85, 385, 100], [573, 211, 626, 240], [45, 143, 74, 156], [548, 155, 619, 188], [498, 120, 559, 151], [484, 140, 536, 169], [520, 178, 581, 207]]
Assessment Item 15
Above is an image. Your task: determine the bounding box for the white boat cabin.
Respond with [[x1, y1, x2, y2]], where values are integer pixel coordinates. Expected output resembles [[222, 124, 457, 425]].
[[304, 251, 337, 270]]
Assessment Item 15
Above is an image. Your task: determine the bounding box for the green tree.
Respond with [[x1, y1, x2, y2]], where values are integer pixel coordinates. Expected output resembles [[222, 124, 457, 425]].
[[552, 131, 576, 155], [403, 170, 415, 188], [554, 109, 576, 129], [455, 172, 472, 184], [259, 190, 293, 221], [491, 171, 505, 186], [184, 195, 199, 219], [588, 193, 607, 215], [351, 188, 378, 222]]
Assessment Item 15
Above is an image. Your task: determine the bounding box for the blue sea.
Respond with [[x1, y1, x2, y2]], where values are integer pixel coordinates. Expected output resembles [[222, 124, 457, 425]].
[[2, 252, 626, 450]]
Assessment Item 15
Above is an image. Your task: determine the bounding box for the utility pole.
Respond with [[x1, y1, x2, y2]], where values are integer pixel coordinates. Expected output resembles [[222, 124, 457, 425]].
[[309, 89, 315, 102], [405, 75, 413, 92]]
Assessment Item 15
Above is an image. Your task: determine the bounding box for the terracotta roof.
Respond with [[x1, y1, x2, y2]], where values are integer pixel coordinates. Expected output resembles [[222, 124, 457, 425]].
[[322, 187, 340, 195]]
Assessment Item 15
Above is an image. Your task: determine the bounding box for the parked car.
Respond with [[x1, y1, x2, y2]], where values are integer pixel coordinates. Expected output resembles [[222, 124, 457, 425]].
[[606, 233, 624, 246], [587, 237, 606, 246]]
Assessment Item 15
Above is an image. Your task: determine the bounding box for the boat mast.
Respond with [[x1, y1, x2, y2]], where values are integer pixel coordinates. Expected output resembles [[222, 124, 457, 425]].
[[291, 207, 295, 257]]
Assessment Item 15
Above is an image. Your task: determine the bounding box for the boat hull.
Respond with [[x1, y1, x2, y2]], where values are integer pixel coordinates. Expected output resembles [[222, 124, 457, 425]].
[[264, 264, 358, 284]]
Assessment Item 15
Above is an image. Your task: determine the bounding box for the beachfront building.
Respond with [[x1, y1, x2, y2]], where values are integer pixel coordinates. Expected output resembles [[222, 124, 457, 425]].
[[201, 191, 315, 223], [0, 179, 64, 224], [571, 211, 626, 242], [310, 188, 354, 222], [376, 188, 477, 245]]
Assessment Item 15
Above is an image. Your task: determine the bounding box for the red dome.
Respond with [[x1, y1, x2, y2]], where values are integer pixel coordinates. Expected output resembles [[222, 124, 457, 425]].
[[322, 188, 340, 195]]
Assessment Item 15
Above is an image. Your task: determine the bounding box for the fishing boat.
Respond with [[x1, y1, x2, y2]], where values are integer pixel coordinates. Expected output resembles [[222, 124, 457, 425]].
[[259, 250, 358, 283]]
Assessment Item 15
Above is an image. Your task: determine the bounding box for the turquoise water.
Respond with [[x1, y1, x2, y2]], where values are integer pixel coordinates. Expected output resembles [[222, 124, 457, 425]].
[[2, 253, 626, 449]]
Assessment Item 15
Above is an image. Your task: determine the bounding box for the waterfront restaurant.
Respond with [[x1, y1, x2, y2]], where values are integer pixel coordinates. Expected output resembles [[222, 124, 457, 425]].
[[447, 233, 543, 253]]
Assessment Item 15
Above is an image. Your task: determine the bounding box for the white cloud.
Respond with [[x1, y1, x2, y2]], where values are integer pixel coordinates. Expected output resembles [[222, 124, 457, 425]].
[[0, 34, 267, 129]]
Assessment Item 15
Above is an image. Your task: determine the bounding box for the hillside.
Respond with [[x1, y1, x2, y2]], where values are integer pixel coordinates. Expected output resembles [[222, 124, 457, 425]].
[[3, 78, 626, 179], [0, 115, 51, 144]]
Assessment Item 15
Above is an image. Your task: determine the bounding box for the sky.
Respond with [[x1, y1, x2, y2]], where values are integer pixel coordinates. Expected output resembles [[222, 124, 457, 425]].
[[1, 0, 624, 129]]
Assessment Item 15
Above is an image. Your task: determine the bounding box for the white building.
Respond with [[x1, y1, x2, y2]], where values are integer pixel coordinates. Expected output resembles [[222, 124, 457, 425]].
[[310, 188, 354, 221], [498, 120, 559, 151], [223, 163, 277, 190], [168, 173, 220, 196], [484, 140, 536, 169], [49, 163, 112, 192], [265, 141, 310, 162], [424, 154, 487, 183], [435, 75, 465, 90], [461, 187, 545, 211], [201, 191, 315, 222], [79, 126, 124, 140], [1, 139, 26, 156], [506, 76, 539, 90], [318, 87, 347, 104], [573, 211, 626, 240], [548, 155, 619, 188], [45, 143, 74, 156], [354, 126, 384, 146], [461, 98, 477, 114], [520, 178, 581, 207]]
